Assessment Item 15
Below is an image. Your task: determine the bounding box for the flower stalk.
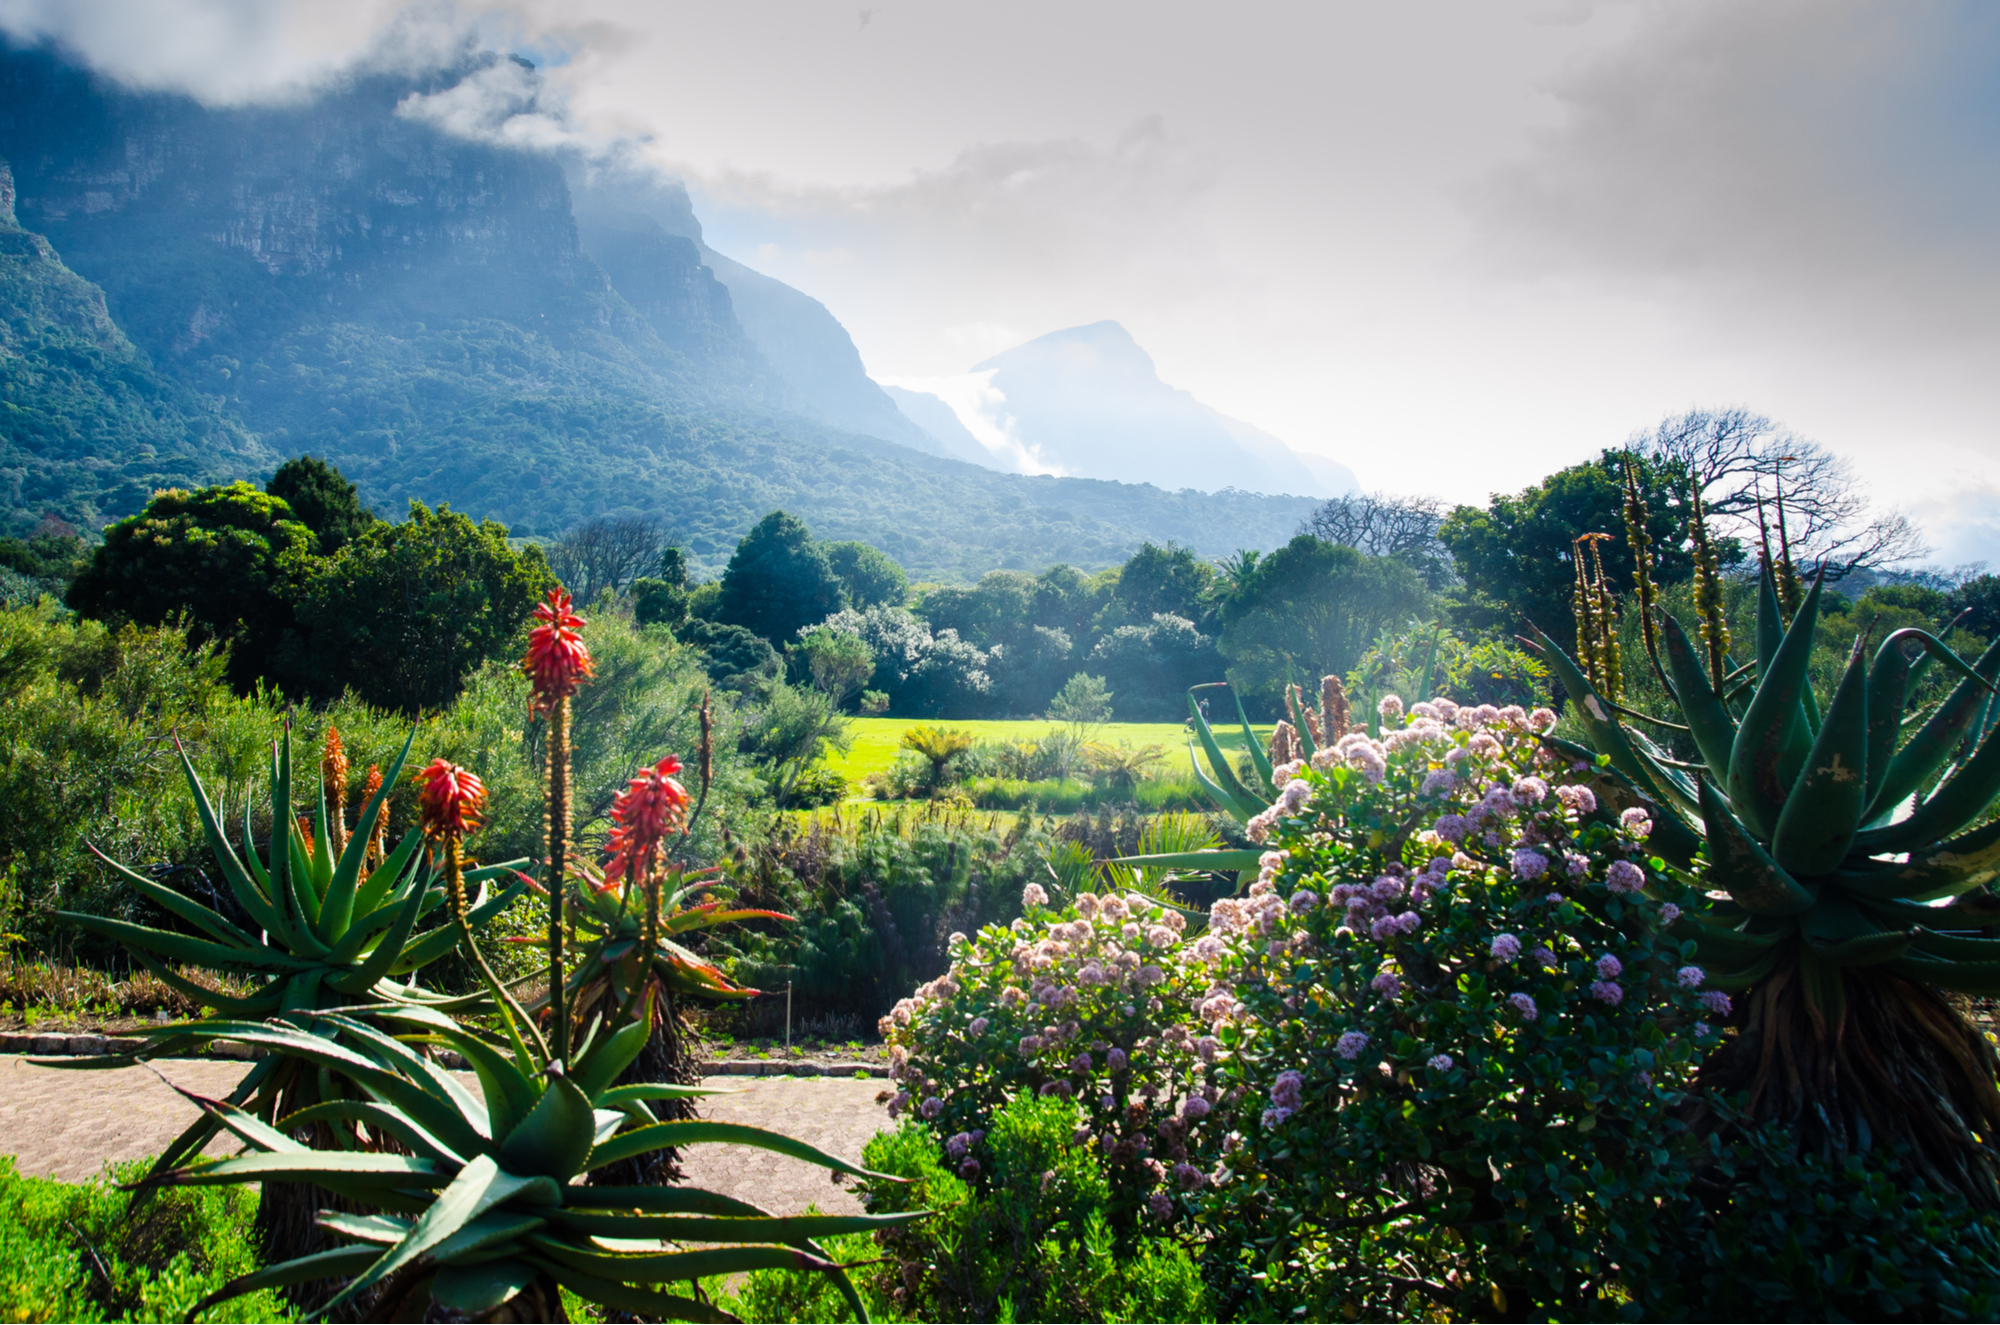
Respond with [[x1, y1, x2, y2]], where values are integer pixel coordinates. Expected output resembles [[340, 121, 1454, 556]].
[[525, 588, 593, 1069]]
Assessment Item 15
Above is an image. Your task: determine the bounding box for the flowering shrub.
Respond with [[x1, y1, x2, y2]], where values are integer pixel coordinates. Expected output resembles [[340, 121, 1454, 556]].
[[1189, 696, 1720, 1317], [887, 694, 1733, 1317], [878, 882, 1220, 1228]]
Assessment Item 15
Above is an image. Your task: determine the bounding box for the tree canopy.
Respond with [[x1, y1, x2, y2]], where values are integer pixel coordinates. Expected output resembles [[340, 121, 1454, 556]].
[[823, 540, 909, 610], [66, 481, 315, 690], [266, 455, 376, 555], [717, 511, 847, 644], [1218, 535, 1431, 706]]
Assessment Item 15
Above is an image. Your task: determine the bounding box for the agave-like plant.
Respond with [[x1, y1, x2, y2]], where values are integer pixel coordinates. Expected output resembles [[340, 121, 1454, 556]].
[[1522, 564, 2000, 1205], [555, 861, 783, 1017], [124, 1004, 915, 1322], [58, 726, 528, 1171]]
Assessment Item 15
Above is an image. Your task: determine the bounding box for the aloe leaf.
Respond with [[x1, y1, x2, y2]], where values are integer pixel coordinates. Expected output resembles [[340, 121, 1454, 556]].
[[1755, 560, 1782, 679], [585, 1120, 890, 1180], [431, 1260, 540, 1316], [1186, 688, 1262, 816], [353, 828, 424, 921], [594, 1084, 732, 1112], [311, 780, 336, 904], [1773, 634, 1870, 877], [185, 1244, 384, 1320], [322, 729, 417, 936], [1806, 927, 1914, 967], [1906, 929, 2000, 960], [1704, 944, 1786, 991], [1854, 721, 2000, 857], [572, 1013, 653, 1099], [389, 872, 532, 976], [1230, 684, 1275, 792], [53, 912, 301, 971], [524, 1255, 741, 1324], [1837, 818, 2000, 902], [1699, 777, 1816, 915], [1521, 628, 1678, 800], [278, 1100, 468, 1165], [83, 844, 260, 949], [1863, 635, 2000, 827], [498, 1075, 596, 1181], [1658, 611, 1737, 781], [1185, 740, 1252, 819], [1866, 629, 1941, 806], [529, 1234, 845, 1289], [174, 742, 292, 947], [1671, 916, 1787, 963], [435, 1030, 538, 1143], [326, 872, 434, 995], [167, 1150, 448, 1189], [431, 1210, 549, 1263], [125, 950, 280, 1016], [1727, 574, 1824, 839], [1885, 954, 2000, 997], [316, 1154, 554, 1320]]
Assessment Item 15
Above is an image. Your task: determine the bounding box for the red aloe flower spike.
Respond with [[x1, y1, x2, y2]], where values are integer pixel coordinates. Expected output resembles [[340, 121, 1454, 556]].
[[416, 758, 486, 841], [603, 755, 690, 885], [523, 587, 593, 715]]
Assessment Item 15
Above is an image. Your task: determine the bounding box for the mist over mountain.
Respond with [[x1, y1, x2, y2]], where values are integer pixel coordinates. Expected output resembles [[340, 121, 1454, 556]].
[[886, 322, 1358, 497], [0, 42, 1321, 576]]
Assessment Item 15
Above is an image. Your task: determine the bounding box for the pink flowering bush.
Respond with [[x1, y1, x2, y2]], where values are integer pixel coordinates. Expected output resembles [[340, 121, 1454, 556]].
[[878, 885, 1218, 1227], [1188, 695, 1721, 1318]]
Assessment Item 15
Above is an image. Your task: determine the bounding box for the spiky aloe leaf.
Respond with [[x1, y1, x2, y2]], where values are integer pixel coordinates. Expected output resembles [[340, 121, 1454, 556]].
[[1854, 721, 2000, 856], [497, 1075, 596, 1180], [185, 1244, 384, 1321], [522, 1258, 738, 1325], [320, 729, 418, 934], [1865, 635, 2000, 827], [1187, 687, 1264, 818], [1727, 574, 1824, 839], [1807, 929, 1918, 966], [1658, 610, 1738, 780], [277, 1099, 469, 1165], [584, 1120, 890, 1180], [546, 1208, 925, 1242], [1772, 634, 1870, 876], [432, 1261, 541, 1316], [325, 870, 434, 996], [1699, 777, 1816, 916]]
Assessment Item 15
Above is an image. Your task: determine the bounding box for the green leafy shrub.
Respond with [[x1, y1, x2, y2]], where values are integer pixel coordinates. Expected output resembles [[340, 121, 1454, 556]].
[[858, 1097, 1212, 1324], [0, 1157, 289, 1323]]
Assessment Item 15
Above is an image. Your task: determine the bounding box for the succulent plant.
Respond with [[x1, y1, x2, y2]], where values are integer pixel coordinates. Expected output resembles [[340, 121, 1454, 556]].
[[555, 862, 784, 1017], [57, 726, 528, 1173], [1522, 564, 2000, 1205], [128, 1005, 914, 1322]]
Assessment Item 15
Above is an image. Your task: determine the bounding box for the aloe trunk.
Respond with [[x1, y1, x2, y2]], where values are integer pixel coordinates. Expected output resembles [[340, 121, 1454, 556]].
[[1523, 563, 2000, 1205]]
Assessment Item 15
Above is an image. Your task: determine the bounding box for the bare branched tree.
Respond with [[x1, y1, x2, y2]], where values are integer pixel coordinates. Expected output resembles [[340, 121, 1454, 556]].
[[1633, 409, 1927, 578], [546, 516, 665, 605], [1301, 491, 1449, 559]]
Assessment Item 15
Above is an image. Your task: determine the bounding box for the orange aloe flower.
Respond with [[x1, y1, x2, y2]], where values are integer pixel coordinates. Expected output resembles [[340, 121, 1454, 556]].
[[523, 587, 593, 714], [416, 758, 486, 840], [603, 755, 690, 884]]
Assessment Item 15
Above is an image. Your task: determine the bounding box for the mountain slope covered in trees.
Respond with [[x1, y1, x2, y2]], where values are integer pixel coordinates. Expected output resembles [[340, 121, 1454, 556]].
[[0, 43, 1317, 576]]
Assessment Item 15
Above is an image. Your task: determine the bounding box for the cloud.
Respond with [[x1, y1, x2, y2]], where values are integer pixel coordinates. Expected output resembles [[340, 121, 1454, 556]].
[[1909, 481, 2000, 570], [679, 117, 1231, 377], [1474, 1, 2000, 356]]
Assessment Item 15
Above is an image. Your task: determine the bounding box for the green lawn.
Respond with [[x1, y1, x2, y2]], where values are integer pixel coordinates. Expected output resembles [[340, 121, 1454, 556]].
[[822, 716, 1273, 786]]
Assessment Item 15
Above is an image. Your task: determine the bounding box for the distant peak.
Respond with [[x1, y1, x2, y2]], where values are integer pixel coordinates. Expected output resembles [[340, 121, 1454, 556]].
[[974, 320, 1157, 380]]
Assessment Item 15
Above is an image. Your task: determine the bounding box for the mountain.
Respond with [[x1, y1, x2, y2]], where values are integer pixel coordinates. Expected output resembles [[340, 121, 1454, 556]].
[[0, 159, 271, 529], [0, 43, 1322, 575], [886, 322, 1359, 497]]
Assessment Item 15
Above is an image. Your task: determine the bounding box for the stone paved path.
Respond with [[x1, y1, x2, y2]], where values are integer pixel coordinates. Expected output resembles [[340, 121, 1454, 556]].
[[0, 1055, 890, 1215]]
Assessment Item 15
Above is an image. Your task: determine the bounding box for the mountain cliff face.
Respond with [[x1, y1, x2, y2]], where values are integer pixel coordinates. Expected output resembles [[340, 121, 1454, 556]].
[[0, 43, 1322, 574], [0, 157, 270, 529]]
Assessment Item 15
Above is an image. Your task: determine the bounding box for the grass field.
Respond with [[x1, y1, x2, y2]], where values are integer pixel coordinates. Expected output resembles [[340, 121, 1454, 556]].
[[821, 716, 1274, 786]]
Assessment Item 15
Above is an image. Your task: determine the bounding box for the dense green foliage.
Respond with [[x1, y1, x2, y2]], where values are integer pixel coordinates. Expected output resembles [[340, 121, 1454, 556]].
[[263, 454, 374, 554], [1216, 535, 1431, 704], [287, 501, 554, 713], [1439, 449, 1721, 638], [0, 1158, 286, 1323], [719, 511, 848, 644]]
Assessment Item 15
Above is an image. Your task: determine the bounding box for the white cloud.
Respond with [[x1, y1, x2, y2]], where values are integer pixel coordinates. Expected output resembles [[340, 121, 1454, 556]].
[[877, 372, 1063, 477], [1909, 481, 2000, 570]]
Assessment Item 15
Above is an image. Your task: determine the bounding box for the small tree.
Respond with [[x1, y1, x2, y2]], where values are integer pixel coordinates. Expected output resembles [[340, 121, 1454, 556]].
[[1047, 672, 1114, 724], [824, 539, 909, 609], [901, 723, 974, 794], [266, 455, 375, 554]]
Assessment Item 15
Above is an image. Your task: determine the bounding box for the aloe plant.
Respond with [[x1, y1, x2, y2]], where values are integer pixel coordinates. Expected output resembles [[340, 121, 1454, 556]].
[[555, 862, 784, 1017], [115, 1004, 914, 1322], [57, 726, 528, 1171], [1522, 564, 2000, 1205]]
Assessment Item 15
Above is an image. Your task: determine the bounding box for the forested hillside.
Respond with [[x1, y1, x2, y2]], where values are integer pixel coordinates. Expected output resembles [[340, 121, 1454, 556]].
[[0, 42, 1317, 577]]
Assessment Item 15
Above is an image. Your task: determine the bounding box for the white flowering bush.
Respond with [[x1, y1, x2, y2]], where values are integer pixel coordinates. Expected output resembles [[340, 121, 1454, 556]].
[[1190, 696, 1721, 1318]]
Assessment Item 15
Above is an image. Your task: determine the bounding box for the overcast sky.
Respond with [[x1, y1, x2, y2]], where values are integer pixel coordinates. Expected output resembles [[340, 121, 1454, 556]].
[[6, 0, 1998, 567]]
